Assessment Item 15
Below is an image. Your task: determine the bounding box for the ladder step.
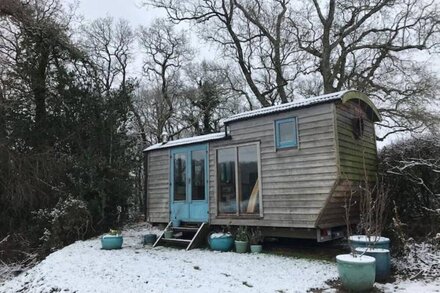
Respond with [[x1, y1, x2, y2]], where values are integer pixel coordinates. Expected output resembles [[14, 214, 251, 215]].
[[172, 227, 199, 233], [162, 238, 191, 244], [180, 221, 203, 227]]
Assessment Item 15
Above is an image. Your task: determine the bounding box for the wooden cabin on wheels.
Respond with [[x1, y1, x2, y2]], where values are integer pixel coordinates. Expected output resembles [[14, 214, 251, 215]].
[[143, 90, 381, 249]]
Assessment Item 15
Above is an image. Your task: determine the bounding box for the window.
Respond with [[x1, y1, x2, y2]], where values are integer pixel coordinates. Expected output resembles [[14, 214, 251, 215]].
[[216, 143, 260, 215], [275, 117, 298, 149], [351, 117, 364, 140], [217, 148, 236, 213]]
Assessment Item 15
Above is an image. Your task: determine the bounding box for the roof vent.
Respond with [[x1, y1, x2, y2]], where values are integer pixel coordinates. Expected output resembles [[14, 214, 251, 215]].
[[161, 131, 169, 144]]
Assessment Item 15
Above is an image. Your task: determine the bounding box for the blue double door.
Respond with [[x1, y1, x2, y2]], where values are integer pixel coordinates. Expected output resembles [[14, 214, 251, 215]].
[[170, 144, 209, 223]]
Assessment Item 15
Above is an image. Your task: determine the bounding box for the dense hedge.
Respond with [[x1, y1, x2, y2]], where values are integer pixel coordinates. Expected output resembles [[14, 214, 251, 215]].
[[379, 136, 440, 239]]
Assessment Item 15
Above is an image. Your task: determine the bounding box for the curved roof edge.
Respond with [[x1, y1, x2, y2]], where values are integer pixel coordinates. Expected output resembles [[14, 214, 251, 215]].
[[341, 90, 381, 122]]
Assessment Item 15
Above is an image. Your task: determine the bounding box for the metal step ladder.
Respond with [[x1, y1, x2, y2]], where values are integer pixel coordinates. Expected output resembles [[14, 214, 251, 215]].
[[153, 221, 210, 250]]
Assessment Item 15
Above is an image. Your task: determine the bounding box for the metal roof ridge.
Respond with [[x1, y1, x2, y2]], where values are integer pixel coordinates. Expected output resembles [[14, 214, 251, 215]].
[[144, 132, 226, 152], [223, 90, 350, 123]]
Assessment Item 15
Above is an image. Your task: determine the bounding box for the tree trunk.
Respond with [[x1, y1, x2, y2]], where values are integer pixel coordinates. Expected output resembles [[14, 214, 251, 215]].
[[32, 48, 50, 147], [0, 86, 6, 143]]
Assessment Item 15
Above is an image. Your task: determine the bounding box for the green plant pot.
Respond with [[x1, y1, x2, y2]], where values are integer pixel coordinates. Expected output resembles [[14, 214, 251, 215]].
[[250, 244, 262, 253], [356, 248, 391, 282], [164, 231, 174, 239], [349, 235, 390, 250], [235, 240, 248, 253], [336, 254, 376, 292], [208, 233, 234, 252], [101, 235, 123, 250], [143, 234, 157, 245]]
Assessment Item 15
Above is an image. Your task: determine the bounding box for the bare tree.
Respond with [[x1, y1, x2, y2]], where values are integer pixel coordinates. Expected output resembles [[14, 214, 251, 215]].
[[138, 18, 194, 141], [148, 0, 440, 139], [182, 61, 242, 134], [80, 17, 135, 95], [289, 0, 440, 139], [146, 0, 304, 107]]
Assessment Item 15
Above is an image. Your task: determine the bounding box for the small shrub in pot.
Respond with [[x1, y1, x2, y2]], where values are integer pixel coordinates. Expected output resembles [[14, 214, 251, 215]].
[[249, 227, 263, 253], [234, 226, 249, 253]]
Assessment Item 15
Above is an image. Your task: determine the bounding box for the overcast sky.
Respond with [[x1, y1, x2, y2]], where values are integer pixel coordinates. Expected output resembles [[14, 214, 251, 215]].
[[74, 0, 160, 26]]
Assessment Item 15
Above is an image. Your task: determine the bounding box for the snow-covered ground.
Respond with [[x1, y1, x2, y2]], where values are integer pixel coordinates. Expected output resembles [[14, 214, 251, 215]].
[[0, 224, 439, 293]]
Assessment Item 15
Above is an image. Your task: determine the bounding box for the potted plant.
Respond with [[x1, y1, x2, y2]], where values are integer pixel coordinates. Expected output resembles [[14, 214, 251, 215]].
[[349, 175, 392, 281], [143, 233, 157, 245], [208, 225, 234, 252], [354, 247, 391, 282], [101, 229, 123, 250], [163, 226, 173, 239], [249, 227, 263, 253], [336, 184, 376, 291], [350, 176, 390, 249], [234, 226, 249, 253], [208, 232, 234, 252]]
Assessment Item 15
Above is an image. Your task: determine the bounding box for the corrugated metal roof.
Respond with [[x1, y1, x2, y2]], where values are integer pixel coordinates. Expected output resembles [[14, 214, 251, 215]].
[[223, 90, 350, 124], [144, 132, 226, 152]]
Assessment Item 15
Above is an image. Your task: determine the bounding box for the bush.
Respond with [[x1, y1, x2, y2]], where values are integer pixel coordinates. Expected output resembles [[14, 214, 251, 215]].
[[379, 136, 440, 240], [32, 196, 91, 252]]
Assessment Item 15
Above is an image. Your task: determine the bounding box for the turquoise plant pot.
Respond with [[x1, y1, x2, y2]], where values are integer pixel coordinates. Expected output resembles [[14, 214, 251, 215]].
[[349, 235, 390, 250], [208, 233, 234, 252], [250, 244, 263, 253], [143, 234, 157, 245], [336, 254, 376, 292], [235, 240, 248, 253], [101, 235, 123, 250], [356, 247, 391, 281]]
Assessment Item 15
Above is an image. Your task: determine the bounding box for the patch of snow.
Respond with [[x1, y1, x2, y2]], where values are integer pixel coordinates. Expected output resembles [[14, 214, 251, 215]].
[[355, 248, 390, 254], [209, 233, 232, 239], [336, 254, 376, 264], [3, 224, 438, 292], [223, 90, 350, 123], [144, 132, 226, 152], [377, 278, 440, 292], [0, 224, 338, 293], [349, 235, 390, 244], [102, 235, 122, 238]]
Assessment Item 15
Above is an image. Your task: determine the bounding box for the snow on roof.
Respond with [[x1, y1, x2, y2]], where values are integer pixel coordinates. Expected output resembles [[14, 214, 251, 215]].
[[223, 90, 350, 124], [144, 132, 226, 152]]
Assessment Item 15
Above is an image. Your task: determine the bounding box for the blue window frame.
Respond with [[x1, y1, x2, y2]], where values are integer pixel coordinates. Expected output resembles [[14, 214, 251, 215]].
[[275, 117, 298, 149]]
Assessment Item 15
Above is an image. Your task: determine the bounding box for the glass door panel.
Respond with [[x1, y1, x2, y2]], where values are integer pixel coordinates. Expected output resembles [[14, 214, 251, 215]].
[[191, 150, 206, 201], [173, 153, 186, 201]]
